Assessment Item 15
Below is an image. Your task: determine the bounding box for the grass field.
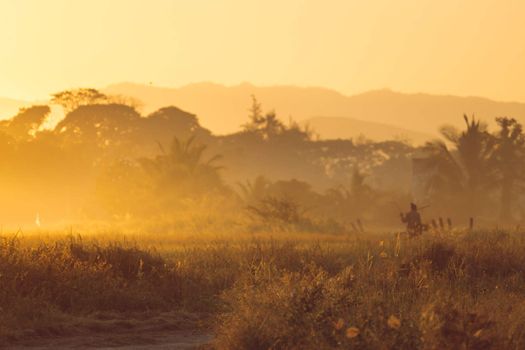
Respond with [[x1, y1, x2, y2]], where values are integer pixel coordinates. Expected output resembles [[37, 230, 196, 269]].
[[2, 227, 525, 349]]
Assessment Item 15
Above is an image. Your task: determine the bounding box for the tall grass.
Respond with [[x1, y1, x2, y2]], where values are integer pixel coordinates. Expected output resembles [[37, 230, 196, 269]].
[[2, 230, 525, 349], [214, 231, 525, 349]]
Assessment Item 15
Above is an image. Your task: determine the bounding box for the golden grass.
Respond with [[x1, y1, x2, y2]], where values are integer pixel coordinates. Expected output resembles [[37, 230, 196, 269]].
[[2, 228, 525, 349]]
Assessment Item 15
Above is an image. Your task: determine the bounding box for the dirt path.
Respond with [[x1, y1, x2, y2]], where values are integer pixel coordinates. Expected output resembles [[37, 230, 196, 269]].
[[4, 312, 213, 349], [9, 331, 212, 349]]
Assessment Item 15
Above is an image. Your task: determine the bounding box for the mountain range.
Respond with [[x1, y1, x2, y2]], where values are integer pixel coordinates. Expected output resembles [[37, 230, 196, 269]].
[[105, 82, 525, 144], [3, 82, 525, 144]]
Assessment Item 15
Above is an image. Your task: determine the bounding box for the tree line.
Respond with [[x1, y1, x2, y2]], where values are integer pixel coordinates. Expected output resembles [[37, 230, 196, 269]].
[[0, 88, 522, 229]]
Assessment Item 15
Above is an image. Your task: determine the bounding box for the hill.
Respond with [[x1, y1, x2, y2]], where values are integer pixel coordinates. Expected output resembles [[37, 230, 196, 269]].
[[303, 116, 433, 145], [105, 82, 525, 142]]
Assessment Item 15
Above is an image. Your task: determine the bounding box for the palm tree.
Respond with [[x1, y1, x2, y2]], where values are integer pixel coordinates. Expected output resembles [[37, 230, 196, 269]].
[[443, 115, 495, 197], [237, 176, 271, 205], [322, 167, 374, 220], [166, 136, 222, 174], [492, 117, 525, 221], [421, 115, 495, 214], [140, 136, 223, 195]]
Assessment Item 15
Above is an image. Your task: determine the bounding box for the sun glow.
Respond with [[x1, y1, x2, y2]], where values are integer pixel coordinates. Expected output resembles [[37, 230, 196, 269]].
[[0, 0, 524, 102]]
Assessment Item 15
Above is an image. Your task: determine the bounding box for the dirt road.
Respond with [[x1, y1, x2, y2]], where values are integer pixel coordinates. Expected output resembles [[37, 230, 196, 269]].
[[3, 312, 213, 349]]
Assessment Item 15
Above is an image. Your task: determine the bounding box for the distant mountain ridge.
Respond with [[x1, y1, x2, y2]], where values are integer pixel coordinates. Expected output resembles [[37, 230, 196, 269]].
[[105, 82, 525, 143], [2, 83, 525, 144], [303, 116, 433, 144]]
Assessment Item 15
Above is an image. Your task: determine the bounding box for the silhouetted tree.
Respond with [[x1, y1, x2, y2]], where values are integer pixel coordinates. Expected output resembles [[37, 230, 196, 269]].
[[51, 88, 108, 113], [241, 96, 285, 139], [259, 111, 285, 139], [1, 105, 50, 140], [238, 176, 271, 205], [247, 196, 303, 226], [443, 116, 495, 207], [242, 95, 264, 132], [139, 107, 212, 154], [284, 117, 315, 141], [350, 167, 372, 203], [108, 94, 143, 111], [55, 103, 141, 151], [139, 136, 224, 197], [421, 115, 495, 215], [492, 117, 525, 221]]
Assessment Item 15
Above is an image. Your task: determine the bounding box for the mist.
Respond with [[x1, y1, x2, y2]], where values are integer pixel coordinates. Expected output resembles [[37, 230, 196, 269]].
[[0, 87, 522, 234]]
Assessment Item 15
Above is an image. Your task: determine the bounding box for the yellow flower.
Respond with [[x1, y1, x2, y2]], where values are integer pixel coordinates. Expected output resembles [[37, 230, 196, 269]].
[[345, 327, 360, 338], [387, 315, 401, 329]]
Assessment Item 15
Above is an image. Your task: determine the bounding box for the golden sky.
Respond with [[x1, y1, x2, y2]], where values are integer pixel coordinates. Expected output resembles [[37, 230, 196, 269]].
[[0, 0, 524, 101]]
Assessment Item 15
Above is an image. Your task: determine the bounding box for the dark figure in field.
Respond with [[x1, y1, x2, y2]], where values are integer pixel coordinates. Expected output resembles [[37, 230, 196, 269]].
[[400, 203, 423, 237]]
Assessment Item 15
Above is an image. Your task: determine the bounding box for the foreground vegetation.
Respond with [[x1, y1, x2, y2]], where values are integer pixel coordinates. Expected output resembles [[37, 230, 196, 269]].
[[2, 229, 525, 349]]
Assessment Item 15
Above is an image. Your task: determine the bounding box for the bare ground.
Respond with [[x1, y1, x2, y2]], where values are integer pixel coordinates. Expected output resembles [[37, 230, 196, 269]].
[[2, 312, 213, 349]]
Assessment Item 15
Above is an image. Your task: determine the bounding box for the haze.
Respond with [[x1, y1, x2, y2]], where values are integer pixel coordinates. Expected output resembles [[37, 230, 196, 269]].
[[1, 0, 524, 102], [4, 3, 525, 347]]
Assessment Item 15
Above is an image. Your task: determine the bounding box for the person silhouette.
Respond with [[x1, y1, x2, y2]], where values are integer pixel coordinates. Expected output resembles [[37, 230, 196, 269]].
[[400, 203, 423, 237]]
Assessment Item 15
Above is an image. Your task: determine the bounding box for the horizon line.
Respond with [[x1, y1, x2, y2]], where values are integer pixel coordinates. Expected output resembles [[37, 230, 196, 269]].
[[2, 81, 525, 105]]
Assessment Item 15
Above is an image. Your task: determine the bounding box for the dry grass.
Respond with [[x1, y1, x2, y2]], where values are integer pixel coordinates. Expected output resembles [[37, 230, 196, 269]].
[[2, 229, 525, 349]]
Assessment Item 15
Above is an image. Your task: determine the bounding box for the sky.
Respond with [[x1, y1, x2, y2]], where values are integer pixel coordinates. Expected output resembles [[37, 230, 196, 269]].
[[0, 0, 524, 102]]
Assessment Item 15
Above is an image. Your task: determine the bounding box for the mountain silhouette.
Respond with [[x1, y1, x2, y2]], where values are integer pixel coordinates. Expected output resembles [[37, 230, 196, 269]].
[[105, 83, 525, 142], [3, 83, 525, 144], [303, 116, 433, 144]]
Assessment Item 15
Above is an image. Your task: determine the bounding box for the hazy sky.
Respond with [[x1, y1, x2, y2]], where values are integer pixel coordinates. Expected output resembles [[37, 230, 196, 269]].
[[0, 0, 524, 101]]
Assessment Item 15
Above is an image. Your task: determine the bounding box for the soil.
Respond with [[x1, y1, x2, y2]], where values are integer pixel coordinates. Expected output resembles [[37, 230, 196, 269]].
[[3, 312, 213, 349]]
